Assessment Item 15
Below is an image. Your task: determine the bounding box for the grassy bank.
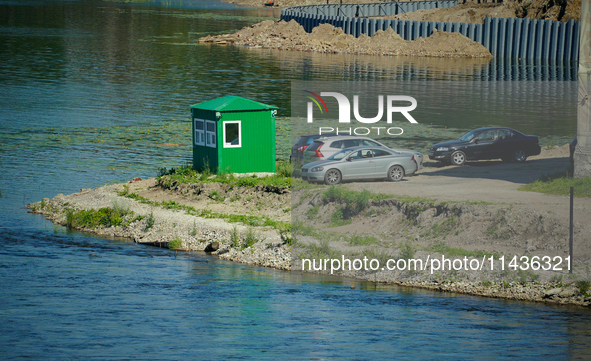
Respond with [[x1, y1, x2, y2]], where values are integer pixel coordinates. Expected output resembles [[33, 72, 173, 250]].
[[518, 169, 591, 198], [158, 161, 291, 188]]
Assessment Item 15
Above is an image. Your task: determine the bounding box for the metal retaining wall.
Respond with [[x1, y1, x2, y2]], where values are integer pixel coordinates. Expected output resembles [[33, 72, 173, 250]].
[[280, 1, 580, 61]]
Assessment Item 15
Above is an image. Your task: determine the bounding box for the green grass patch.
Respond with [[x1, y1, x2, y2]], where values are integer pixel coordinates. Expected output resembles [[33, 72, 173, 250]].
[[65, 207, 133, 229], [346, 234, 379, 246], [518, 169, 591, 198], [169, 237, 183, 249], [158, 162, 291, 188]]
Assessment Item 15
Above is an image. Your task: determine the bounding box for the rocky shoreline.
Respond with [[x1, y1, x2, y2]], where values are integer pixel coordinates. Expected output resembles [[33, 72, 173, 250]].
[[27, 175, 591, 308]]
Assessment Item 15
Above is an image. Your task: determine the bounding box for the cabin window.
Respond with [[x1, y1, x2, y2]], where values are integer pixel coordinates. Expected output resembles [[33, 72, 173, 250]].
[[223, 121, 241, 148], [206, 120, 216, 148], [194, 118, 205, 146]]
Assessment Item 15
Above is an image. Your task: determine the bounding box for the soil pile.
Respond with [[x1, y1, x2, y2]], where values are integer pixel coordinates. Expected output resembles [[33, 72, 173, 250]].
[[199, 20, 493, 58]]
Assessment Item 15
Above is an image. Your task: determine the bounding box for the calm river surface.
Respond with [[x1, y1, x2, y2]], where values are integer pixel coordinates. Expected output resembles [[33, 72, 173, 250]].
[[1, 0, 590, 358]]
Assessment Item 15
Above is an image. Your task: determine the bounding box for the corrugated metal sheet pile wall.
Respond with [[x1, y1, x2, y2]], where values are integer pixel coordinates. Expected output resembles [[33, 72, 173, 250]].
[[280, 1, 580, 61]]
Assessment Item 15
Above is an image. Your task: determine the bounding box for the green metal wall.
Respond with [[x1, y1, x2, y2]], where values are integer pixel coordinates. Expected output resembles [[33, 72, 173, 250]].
[[191, 108, 276, 174], [218, 110, 276, 173], [191, 108, 218, 172]]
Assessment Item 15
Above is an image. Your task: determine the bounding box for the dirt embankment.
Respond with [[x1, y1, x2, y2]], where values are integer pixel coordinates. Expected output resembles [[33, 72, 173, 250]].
[[378, 0, 580, 23], [224, 0, 580, 23], [199, 20, 493, 58]]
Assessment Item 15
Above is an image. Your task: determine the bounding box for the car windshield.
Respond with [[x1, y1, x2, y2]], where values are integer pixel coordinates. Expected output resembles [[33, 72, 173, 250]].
[[458, 130, 479, 142], [328, 149, 354, 161]]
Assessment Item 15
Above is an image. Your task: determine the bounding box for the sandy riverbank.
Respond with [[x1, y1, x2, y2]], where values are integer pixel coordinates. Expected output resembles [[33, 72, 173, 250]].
[[199, 20, 493, 58], [28, 145, 591, 307]]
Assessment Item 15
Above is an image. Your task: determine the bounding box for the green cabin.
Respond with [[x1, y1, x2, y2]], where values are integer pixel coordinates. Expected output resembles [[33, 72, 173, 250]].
[[190, 95, 278, 174]]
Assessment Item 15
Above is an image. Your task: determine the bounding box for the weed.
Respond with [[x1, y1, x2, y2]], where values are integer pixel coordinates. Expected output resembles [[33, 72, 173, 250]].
[[210, 191, 220, 201], [347, 234, 379, 246], [277, 223, 293, 246], [191, 220, 197, 236], [398, 242, 416, 261], [549, 274, 563, 287], [502, 280, 511, 289], [241, 228, 259, 250], [482, 280, 492, 287], [230, 226, 240, 248], [169, 237, 182, 249], [421, 216, 460, 239], [118, 184, 129, 196], [276, 161, 292, 178], [64, 207, 132, 229], [306, 205, 320, 220], [146, 211, 155, 230], [575, 280, 591, 296]]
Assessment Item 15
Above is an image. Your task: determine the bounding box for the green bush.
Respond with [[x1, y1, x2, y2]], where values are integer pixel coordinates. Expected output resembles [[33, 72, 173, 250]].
[[169, 238, 182, 249]]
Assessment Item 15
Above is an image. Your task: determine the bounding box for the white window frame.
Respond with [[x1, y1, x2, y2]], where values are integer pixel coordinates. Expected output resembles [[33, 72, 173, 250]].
[[194, 118, 205, 146], [205, 120, 216, 148], [223, 121, 241, 148]]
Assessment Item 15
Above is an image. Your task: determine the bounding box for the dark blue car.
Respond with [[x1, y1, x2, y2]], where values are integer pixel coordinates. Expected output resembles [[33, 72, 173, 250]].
[[428, 127, 541, 166]]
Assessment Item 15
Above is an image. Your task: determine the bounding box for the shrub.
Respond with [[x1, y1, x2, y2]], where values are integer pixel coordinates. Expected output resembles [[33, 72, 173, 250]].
[[169, 238, 182, 249]]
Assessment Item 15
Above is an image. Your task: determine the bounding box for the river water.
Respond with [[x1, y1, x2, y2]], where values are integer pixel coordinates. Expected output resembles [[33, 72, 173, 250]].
[[1, 0, 590, 358]]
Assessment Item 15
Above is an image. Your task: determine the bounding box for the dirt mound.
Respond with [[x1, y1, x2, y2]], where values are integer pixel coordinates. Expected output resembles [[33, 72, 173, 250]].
[[199, 20, 493, 58], [379, 0, 580, 24]]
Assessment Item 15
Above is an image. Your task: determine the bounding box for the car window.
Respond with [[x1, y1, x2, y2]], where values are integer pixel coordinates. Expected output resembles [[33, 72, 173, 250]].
[[294, 136, 309, 146], [343, 139, 359, 148], [361, 139, 380, 146], [476, 130, 495, 141], [497, 129, 511, 140], [459, 130, 478, 142], [306, 142, 322, 152], [373, 149, 391, 157], [328, 149, 353, 160], [329, 140, 343, 149]]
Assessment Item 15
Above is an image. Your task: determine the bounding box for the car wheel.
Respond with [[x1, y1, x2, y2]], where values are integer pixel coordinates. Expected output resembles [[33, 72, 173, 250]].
[[450, 150, 466, 166], [324, 169, 342, 185], [513, 149, 527, 163], [387, 165, 404, 182]]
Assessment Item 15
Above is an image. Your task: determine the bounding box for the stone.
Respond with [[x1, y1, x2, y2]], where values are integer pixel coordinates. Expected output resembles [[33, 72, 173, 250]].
[[543, 288, 562, 298], [558, 288, 577, 298]]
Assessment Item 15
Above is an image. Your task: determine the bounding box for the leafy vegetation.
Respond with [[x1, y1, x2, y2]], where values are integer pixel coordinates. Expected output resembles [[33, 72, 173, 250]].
[[65, 206, 133, 229], [169, 237, 182, 249]]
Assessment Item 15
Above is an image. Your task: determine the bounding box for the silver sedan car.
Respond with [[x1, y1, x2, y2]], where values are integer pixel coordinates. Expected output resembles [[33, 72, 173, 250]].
[[301, 146, 418, 185]]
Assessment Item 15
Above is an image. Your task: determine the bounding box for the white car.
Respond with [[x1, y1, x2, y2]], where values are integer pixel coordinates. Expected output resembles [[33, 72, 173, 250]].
[[303, 135, 423, 171]]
